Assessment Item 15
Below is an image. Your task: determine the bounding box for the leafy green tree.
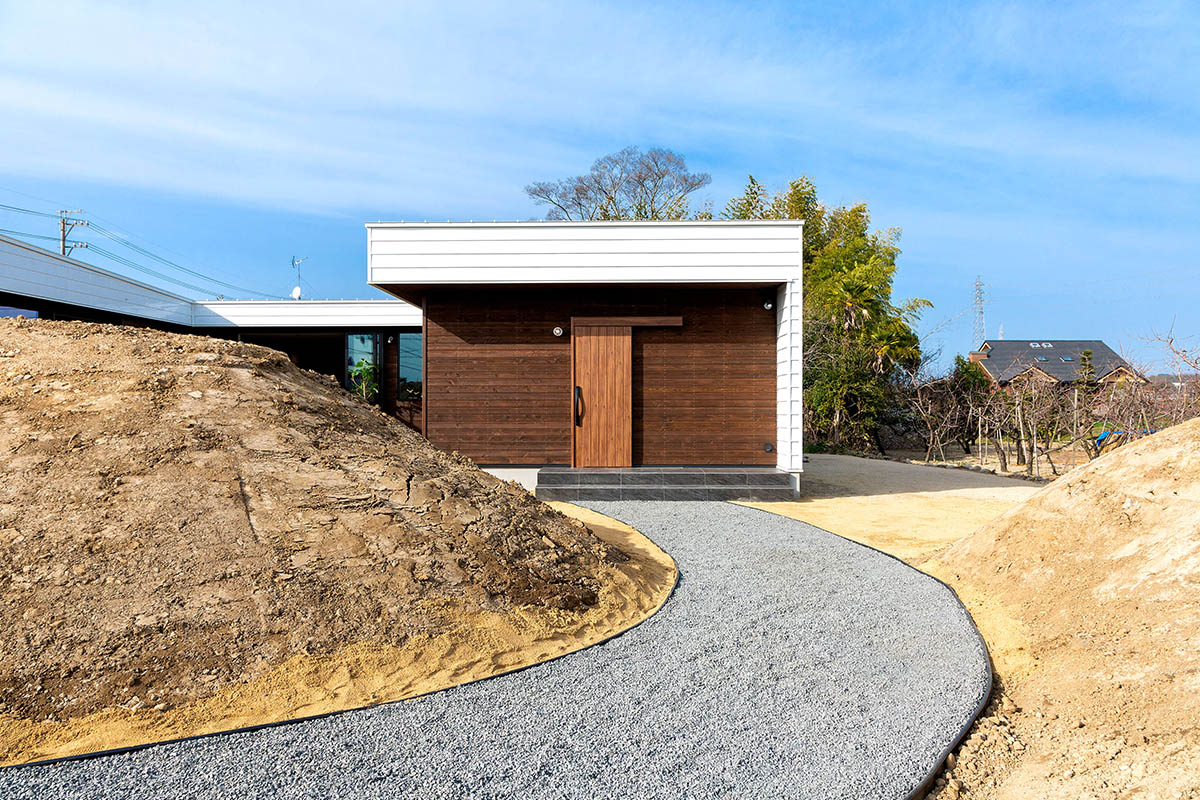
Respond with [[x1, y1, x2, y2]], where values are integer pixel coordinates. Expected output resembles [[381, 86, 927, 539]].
[[722, 175, 771, 220], [349, 358, 379, 403], [1077, 349, 1096, 383], [723, 174, 929, 449]]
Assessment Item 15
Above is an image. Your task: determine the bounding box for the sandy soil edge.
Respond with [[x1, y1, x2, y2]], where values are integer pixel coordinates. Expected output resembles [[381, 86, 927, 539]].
[[1, 503, 677, 768]]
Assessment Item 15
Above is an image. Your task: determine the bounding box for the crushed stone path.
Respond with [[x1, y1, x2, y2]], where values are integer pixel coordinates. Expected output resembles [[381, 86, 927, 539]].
[[4, 502, 989, 800]]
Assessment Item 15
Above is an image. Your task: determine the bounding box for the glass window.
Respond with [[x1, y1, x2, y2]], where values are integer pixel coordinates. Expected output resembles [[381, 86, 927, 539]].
[[346, 334, 379, 401], [1035, 356, 1049, 362], [0, 306, 37, 318], [1061, 356, 1074, 362], [397, 332, 422, 401]]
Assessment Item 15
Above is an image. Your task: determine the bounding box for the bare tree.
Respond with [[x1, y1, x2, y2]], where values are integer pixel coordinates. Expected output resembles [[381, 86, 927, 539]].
[[525, 146, 711, 221], [897, 358, 965, 462], [1156, 330, 1200, 372]]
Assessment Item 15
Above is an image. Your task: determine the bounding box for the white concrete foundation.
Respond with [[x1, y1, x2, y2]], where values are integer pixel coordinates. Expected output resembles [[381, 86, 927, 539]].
[[482, 466, 541, 491]]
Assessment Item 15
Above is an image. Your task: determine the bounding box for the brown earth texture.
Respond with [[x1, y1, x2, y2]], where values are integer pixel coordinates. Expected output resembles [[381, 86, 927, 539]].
[[0, 318, 673, 765], [920, 417, 1200, 800]]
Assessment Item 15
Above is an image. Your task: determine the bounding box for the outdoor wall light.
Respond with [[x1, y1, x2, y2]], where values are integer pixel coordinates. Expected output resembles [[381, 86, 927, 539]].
[[763, 301, 774, 310], [764, 443, 774, 452], [552, 326, 565, 337]]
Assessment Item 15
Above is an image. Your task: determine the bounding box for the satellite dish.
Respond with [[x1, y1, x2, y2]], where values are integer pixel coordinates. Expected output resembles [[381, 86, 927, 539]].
[[290, 285, 302, 300]]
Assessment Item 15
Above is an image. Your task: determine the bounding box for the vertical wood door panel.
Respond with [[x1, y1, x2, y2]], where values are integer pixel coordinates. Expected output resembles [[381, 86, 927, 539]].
[[573, 325, 632, 467]]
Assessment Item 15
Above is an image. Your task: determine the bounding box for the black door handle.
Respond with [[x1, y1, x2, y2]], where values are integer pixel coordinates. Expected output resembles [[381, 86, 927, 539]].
[[574, 386, 583, 427]]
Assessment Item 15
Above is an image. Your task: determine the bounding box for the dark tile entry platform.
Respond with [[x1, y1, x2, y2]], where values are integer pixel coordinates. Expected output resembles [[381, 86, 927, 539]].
[[535, 467, 796, 502]]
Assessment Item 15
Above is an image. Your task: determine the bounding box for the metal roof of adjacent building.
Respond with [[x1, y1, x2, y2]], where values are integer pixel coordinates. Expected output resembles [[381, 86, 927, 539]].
[[973, 339, 1136, 383]]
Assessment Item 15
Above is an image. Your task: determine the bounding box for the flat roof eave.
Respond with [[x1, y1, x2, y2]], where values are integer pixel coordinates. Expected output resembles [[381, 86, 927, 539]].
[[364, 219, 804, 228]]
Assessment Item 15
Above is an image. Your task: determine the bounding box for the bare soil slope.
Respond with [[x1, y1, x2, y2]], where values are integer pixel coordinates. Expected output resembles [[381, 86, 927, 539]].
[[922, 418, 1200, 799], [0, 319, 671, 763]]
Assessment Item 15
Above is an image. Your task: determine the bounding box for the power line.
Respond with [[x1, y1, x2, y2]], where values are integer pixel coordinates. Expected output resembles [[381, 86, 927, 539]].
[[0, 225, 206, 293], [88, 223, 284, 299], [0, 203, 58, 218], [0, 184, 67, 207], [0, 227, 59, 242], [0, 198, 284, 299], [87, 244, 217, 296]]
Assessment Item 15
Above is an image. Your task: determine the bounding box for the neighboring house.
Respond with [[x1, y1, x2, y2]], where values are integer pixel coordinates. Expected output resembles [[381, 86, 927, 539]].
[[1, 220, 805, 495], [968, 339, 1143, 385]]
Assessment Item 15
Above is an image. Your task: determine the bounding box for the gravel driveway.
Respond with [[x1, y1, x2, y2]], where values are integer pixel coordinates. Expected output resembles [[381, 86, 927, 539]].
[[4, 502, 989, 800]]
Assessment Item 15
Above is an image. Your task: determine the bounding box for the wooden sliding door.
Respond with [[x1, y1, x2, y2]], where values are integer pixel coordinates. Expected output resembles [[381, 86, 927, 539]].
[[572, 325, 632, 467], [571, 316, 682, 468]]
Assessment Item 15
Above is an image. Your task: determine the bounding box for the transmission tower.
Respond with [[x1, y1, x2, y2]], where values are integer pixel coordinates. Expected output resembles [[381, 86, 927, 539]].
[[972, 275, 986, 346]]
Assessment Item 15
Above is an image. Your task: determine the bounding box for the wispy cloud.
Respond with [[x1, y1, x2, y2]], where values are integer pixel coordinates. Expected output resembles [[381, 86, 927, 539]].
[[0, 0, 1196, 365], [1, 0, 1196, 212]]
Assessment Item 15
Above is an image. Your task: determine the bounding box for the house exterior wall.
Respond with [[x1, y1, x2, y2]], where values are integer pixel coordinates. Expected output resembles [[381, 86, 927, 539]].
[[775, 277, 804, 475], [367, 220, 804, 286], [423, 286, 778, 466], [368, 219, 805, 474]]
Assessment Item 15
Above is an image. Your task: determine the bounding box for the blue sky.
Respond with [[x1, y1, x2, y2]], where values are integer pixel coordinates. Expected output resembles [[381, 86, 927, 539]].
[[0, 1, 1197, 369]]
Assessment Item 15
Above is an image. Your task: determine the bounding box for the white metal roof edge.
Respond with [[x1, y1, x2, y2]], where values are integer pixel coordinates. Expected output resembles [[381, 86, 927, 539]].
[[193, 299, 422, 328], [0, 232, 195, 304], [365, 275, 797, 286], [196, 299, 417, 306], [364, 219, 804, 228], [1, 234, 421, 329]]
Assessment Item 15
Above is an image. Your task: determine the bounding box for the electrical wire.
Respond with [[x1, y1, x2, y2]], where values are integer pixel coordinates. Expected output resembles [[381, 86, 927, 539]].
[[0, 224, 217, 296], [87, 244, 221, 296], [87, 223, 284, 299], [0, 197, 285, 300], [0, 227, 59, 242], [0, 203, 58, 218], [0, 184, 65, 207], [1, 220, 222, 296]]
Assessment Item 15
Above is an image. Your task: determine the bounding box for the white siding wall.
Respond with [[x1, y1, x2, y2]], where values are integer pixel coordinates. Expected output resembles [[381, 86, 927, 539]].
[[193, 300, 420, 328], [775, 276, 804, 477], [367, 220, 804, 285], [0, 234, 193, 325]]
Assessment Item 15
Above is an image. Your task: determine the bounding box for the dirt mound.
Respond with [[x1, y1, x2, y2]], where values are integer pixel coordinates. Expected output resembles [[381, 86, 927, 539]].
[[0, 318, 630, 730], [923, 417, 1200, 798]]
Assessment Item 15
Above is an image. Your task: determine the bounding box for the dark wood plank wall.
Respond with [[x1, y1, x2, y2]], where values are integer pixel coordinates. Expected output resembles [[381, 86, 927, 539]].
[[424, 286, 777, 466], [381, 334, 399, 416]]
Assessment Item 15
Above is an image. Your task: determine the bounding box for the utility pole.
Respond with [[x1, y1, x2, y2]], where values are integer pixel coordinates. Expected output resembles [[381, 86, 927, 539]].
[[972, 275, 985, 347], [58, 210, 89, 256]]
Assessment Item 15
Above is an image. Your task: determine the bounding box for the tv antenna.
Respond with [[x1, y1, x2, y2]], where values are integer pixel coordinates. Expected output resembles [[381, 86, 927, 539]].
[[290, 256, 307, 300]]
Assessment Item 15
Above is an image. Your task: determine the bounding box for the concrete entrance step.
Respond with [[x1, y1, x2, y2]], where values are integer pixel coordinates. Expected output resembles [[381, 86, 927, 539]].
[[535, 467, 796, 502]]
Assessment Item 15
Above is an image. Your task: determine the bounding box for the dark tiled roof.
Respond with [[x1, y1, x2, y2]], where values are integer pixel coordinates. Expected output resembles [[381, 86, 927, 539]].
[[973, 340, 1134, 383]]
